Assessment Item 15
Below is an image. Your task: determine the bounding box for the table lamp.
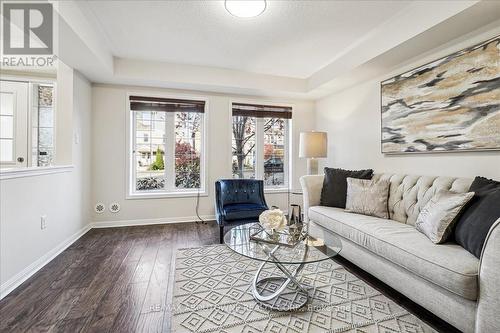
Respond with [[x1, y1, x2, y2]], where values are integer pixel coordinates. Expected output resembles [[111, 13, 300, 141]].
[[299, 131, 327, 175]]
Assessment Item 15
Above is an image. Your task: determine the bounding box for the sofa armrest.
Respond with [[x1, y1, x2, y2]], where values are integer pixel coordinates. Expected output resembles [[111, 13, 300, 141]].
[[475, 218, 500, 333], [299, 175, 324, 222]]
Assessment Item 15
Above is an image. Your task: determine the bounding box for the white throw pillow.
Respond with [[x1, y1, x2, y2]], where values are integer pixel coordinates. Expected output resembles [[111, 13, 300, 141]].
[[345, 178, 390, 219], [416, 190, 474, 244]]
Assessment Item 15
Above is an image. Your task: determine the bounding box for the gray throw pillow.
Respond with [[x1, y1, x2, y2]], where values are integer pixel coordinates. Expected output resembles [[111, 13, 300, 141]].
[[345, 178, 390, 219], [416, 190, 475, 244]]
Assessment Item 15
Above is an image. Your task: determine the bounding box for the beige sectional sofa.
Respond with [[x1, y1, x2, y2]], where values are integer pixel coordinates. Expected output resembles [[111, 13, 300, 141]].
[[300, 173, 500, 333]]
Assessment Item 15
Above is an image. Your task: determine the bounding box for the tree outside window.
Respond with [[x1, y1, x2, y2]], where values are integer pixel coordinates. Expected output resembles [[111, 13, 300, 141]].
[[231, 104, 289, 188], [175, 112, 201, 188]]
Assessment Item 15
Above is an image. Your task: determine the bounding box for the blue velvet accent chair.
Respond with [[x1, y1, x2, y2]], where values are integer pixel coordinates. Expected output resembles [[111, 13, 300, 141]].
[[215, 179, 268, 243]]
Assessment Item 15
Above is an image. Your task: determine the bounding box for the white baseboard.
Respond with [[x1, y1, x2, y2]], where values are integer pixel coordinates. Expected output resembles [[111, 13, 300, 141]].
[[0, 224, 92, 300], [1, 215, 218, 300], [90, 215, 216, 228]]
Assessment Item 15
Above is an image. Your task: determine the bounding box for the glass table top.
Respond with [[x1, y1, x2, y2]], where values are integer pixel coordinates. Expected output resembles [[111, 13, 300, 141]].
[[224, 223, 342, 264]]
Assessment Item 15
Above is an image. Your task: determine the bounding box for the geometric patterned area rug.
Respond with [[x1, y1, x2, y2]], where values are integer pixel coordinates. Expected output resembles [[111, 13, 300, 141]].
[[172, 245, 437, 333]]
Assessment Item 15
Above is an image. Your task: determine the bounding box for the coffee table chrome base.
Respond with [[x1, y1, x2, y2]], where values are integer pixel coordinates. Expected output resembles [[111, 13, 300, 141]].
[[251, 259, 309, 311]]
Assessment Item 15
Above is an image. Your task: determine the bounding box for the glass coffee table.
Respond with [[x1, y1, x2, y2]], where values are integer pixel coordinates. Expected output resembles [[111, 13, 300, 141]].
[[224, 223, 342, 311]]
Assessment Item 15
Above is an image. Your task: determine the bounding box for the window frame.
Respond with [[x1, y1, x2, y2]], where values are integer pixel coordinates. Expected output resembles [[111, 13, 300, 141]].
[[126, 92, 208, 199], [229, 99, 292, 192]]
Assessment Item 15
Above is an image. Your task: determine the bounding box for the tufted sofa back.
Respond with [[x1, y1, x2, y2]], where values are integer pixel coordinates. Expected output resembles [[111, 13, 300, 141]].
[[372, 174, 473, 225]]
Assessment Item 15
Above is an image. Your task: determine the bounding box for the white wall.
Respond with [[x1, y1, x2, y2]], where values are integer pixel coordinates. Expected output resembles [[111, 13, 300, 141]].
[[91, 84, 315, 224], [0, 71, 92, 296], [316, 27, 500, 180]]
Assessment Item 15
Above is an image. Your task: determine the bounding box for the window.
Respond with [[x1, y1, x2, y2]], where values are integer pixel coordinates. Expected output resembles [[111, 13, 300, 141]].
[[31, 84, 55, 167], [129, 95, 205, 196], [0, 80, 55, 168], [232, 103, 291, 189]]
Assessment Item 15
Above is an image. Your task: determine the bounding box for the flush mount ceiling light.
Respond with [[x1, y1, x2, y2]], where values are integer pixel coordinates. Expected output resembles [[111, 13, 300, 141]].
[[225, 0, 266, 18]]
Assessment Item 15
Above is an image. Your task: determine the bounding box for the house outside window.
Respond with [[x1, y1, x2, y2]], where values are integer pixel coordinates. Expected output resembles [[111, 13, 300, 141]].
[[231, 102, 291, 189], [128, 95, 206, 197]]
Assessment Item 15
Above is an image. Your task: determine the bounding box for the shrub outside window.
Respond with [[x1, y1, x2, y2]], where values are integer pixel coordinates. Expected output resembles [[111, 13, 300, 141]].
[[128, 95, 206, 197]]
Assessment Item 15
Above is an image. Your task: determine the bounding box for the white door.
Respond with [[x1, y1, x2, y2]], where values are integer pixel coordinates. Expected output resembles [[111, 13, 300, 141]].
[[0, 80, 28, 167]]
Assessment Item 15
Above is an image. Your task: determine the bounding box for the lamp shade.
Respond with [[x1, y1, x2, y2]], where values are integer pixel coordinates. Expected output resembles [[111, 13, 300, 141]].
[[299, 131, 327, 158]]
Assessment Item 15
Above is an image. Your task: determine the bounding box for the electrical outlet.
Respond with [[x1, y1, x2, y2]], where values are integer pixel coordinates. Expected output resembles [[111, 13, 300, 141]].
[[41, 215, 47, 230]]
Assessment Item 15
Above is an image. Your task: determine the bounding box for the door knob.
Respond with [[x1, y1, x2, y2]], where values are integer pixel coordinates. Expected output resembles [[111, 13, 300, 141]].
[[17, 157, 24, 163]]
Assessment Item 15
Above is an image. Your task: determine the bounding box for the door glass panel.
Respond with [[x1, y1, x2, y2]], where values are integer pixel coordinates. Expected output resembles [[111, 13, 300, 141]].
[[31, 85, 55, 166], [0, 139, 13, 162], [38, 107, 53, 127], [0, 92, 15, 163], [0, 115, 14, 138], [0, 92, 14, 116]]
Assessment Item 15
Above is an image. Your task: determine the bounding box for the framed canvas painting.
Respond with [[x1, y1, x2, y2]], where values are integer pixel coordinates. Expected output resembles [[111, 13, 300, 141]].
[[381, 36, 500, 154]]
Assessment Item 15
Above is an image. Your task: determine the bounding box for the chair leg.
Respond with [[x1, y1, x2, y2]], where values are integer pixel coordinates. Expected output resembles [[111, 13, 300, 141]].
[[219, 226, 224, 244]]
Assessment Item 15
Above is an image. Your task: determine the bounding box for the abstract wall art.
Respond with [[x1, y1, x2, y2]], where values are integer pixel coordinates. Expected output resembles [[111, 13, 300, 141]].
[[381, 36, 500, 153]]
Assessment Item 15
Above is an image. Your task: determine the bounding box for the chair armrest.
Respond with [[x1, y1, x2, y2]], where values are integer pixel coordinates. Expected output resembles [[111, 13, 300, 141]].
[[475, 218, 500, 333], [256, 180, 268, 209], [214, 181, 224, 225], [299, 175, 324, 222]]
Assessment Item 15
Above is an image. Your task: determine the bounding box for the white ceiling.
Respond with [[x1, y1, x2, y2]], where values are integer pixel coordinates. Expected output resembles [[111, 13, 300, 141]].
[[52, 0, 498, 99], [81, 0, 411, 78]]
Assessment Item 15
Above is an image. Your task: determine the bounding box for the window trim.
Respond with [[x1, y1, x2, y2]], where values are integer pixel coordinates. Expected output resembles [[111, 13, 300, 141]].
[[229, 99, 293, 191], [126, 92, 208, 199]]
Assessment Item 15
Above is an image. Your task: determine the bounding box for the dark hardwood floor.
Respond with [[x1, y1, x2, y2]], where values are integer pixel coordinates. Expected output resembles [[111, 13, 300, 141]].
[[0, 222, 460, 333]]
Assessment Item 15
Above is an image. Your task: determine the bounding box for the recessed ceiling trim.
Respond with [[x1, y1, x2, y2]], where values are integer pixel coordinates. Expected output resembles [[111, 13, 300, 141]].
[[56, 0, 500, 100]]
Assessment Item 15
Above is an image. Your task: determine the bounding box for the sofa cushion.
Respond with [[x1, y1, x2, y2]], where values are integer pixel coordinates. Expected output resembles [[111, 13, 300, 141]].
[[309, 206, 479, 300], [222, 203, 267, 221], [346, 178, 390, 219], [415, 190, 474, 244], [320, 168, 373, 208], [454, 176, 500, 258]]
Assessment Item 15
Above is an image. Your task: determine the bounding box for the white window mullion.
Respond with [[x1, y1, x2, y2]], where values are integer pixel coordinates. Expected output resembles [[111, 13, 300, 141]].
[[165, 113, 175, 191], [200, 113, 206, 192], [131, 114, 137, 194], [284, 119, 290, 189], [255, 118, 265, 180]]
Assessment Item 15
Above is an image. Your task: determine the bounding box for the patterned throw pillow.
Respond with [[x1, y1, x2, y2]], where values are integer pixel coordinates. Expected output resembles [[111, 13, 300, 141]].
[[416, 190, 475, 244], [345, 178, 390, 219]]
